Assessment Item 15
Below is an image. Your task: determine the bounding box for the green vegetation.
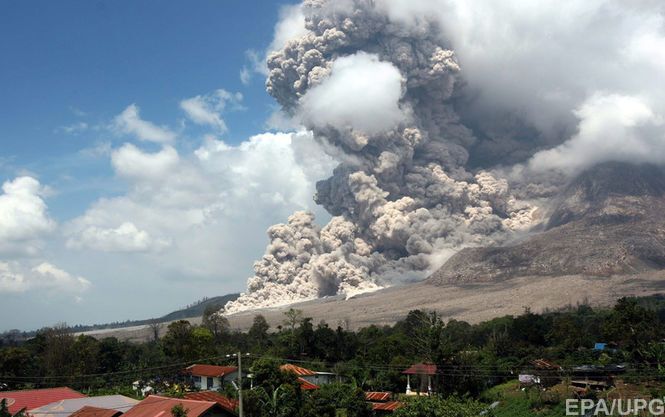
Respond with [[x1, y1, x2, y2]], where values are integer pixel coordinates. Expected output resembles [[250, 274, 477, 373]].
[[2, 296, 665, 415]]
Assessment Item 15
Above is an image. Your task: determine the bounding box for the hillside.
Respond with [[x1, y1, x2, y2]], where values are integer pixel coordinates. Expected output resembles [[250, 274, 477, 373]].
[[428, 162, 665, 284]]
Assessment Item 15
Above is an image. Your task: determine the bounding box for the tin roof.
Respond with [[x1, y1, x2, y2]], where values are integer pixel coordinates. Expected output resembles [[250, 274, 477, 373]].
[[402, 363, 437, 375], [279, 364, 317, 377], [296, 378, 319, 391], [69, 406, 123, 417], [371, 401, 404, 412], [0, 387, 86, 415], [185, 364, 238, 378], [365, 392, 391, 402], [121, 396, 221, 417], [29, 395, 139, 417], [184, 392, 238, 414]]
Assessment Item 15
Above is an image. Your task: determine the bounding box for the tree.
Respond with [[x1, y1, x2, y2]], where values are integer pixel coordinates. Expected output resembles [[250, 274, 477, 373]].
[[162, 320, 194, 360], [149, 320, 162, 342], [170, 404, 188, 417], [0, 399, 25, 417], [202, 306, 229, 341], [249, 315, 270, 349], [40, 323, 75, 378], [393, 396, 490, 417]]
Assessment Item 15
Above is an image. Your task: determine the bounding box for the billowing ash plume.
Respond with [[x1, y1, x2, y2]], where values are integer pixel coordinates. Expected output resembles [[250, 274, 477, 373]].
[[226, 0, 665, 312], [224, 0, 538, 312]]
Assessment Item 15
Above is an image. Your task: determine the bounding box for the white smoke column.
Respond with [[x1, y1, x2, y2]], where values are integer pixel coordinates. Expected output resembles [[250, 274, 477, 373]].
[[224, 0, 537, 313]]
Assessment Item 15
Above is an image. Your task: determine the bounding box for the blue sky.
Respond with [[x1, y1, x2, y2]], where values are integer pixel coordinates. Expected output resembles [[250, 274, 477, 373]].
[[0, 0, 333, 330]]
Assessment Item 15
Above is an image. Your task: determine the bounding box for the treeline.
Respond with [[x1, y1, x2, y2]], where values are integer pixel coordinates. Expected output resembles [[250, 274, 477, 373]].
[[2, 296, 665, 396]]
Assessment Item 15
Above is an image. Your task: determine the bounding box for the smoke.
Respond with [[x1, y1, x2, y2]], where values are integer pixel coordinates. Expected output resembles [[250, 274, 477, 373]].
[[225, 0, 665, 312]]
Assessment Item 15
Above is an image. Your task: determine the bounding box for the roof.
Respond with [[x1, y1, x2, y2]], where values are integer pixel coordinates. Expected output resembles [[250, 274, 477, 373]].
[[29, 395, 139, 417], [402, 363, 437, 375], [279, 364, 317, 377], [69, 406, 123, 417], [185, 364, 238, 378], [371, 401, 404, 412], [530, 359, 562, 371], [184, 392, 238, 414], [296, 378, 319, 391], [365, 392, 391, 402], [0, 387, 86, 414], [122, 396, 222, 417]]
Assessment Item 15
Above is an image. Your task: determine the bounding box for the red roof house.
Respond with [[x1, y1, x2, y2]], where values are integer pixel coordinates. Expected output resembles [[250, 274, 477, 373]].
[[183, 365, 239, 391], [279, 364, 316, 377], [0, 387, 86, 415], [184, 392, 238, 415]]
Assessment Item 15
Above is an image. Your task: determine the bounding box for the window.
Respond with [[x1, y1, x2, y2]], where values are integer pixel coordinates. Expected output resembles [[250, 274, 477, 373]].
[[207, 377, 214, 388]]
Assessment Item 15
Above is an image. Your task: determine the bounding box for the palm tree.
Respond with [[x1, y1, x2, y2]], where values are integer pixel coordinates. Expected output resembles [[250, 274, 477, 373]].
[[0, 399, 26, 417]]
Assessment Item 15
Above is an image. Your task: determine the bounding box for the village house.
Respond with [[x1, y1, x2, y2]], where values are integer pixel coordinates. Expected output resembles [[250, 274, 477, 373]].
[[279, 364, 337, 390], [184, 364, 240, 391]]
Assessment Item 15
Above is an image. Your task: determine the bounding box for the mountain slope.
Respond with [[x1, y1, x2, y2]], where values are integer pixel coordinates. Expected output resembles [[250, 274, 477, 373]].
[[428, 162, 665, 284]]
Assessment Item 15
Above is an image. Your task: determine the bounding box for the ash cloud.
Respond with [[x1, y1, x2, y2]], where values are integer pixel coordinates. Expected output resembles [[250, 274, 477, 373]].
[[225, 0, 665, 312]]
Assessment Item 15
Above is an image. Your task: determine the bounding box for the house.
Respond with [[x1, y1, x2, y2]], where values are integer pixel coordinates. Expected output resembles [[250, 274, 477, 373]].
[[402, 363, 437, 395], [29, 395, 139, 417], [279, 364, 336, 388], [0, 387, 86, 415], [184, 391, 238, 415], [69, 406, 124, 417], [519, 359, 562, 388], [184, 364, 240, 391], [122, 395, 234, 417], [364, 392, 403, 414]]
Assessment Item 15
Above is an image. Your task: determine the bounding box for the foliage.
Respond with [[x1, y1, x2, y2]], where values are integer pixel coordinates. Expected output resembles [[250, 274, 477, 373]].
[[0, 399, 25, 417], [393, 396, 491, 417]]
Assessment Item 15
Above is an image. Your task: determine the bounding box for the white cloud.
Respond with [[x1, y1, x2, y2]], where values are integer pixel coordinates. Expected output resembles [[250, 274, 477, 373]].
[[240, 67, 251, 85], [113, 104, 176, 144], [529, 94, 664, 172], [58, 121, 89, 134], [0, 261, 90, 294], [0, 176, 55, 255], [111, 143, 180, 181], [67, 222, 170, 252], [180, 89, 243, 133], [269, 4, 307, 54], [66, 131, 336, 280], [249, 4, 308, 76], [299, 52, 406, 135]]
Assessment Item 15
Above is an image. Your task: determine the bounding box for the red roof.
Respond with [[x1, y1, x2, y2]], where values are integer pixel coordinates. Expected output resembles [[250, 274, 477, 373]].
[[296, 378, 319, 391], [371, 401, 404, 412], [0, 387, 86, 414], [184, 392, 238, 414], [402, 363, 437, 375], [365, 392, 391, 402], [280, 364, 317, 377], [70, 406, 123, 417], [122, 395, 222, 417], [185, 364, 238, 378]]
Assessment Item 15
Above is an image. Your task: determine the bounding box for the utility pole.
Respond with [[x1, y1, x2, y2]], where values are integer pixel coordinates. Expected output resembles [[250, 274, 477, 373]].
[[237, 352, 243, 417]]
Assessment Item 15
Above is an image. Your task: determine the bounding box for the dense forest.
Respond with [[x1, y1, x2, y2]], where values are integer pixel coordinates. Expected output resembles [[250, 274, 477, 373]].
[[3, 296, 665, 416]]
